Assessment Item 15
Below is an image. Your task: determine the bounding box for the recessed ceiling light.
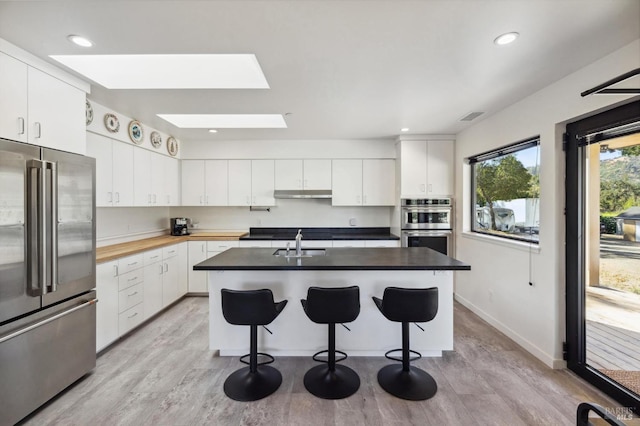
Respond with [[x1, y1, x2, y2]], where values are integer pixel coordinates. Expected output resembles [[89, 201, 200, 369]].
[[158, 114, 287, 129], [400, 128, 410, 132], [208, 129, 218, 133], [494, 32, 519, 46], [49, 54, 269, 89], [67, 35, 93, 48]]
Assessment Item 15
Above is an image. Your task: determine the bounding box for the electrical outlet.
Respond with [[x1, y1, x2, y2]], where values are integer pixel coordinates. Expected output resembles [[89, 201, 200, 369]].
[[349, 218, 357, 226]]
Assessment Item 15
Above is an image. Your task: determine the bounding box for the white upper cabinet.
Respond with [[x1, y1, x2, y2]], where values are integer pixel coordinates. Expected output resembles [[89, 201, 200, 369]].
[[86, 133, 134, 207], [164, 156, 180, 206], [0, 52, 28, 143], [181, 159, 227, 206], [251, 160, 275, 206], [228, 160, 252, 206], [332, 159, 395, 206], [27, 67, 85, 154], [399, 139, 453, 198], [133, 148, 151, 206], [150, 152, 164, 206], [332, 159, 363, 206], [274, 159, 303, 190], [362, 159, 395, 205], [303, 159, 332, 190], [228, 160, 275, 206], [274, 159, 331, 190], [205, 159, 228, 206], [181, 160, 205, 206]]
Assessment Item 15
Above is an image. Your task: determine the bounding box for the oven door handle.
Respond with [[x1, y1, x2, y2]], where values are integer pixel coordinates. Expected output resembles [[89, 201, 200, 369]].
[[403, 231, 452, 236]]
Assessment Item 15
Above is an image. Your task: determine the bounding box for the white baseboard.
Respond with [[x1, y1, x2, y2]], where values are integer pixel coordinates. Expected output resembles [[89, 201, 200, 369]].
[[454, 293, 563, 369]]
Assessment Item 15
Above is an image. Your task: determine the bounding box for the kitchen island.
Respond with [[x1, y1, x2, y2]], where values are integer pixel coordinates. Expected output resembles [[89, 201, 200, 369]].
[[195, 247, 470, 357]]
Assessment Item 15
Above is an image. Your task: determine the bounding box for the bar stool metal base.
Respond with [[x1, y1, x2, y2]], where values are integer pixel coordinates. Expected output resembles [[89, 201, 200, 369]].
[[303, 364, 360, 400], [377, 364, 437, 401], [223, 365, 282, 402]]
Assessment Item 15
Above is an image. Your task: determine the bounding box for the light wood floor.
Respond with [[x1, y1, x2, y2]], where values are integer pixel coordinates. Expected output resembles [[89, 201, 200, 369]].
[[20, 296, 624, 426]]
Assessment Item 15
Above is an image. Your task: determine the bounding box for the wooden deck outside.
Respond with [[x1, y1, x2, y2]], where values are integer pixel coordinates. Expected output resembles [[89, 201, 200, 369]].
[[586, 320, 640, 371]]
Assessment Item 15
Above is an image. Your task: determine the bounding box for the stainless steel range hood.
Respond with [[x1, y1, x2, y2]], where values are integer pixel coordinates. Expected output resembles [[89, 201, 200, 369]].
[[273, 189, 332, 199]]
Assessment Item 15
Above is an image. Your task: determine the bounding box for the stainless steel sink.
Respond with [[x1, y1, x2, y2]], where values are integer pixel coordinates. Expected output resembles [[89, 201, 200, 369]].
[[273, 248, 327, 257]]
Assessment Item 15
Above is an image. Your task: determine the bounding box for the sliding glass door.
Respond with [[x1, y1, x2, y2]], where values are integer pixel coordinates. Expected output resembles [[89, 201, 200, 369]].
[[566, 100, 640, 414]]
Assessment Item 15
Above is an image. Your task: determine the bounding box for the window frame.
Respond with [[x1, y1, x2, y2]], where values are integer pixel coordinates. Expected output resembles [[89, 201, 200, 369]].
[[468, 136, 541, 245]]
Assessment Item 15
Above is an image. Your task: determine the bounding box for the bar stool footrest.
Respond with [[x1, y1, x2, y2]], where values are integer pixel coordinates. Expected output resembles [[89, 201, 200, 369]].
[[239, 352, 275, 366], [312, 349, 347, 364], [384, 348, 422, 363]]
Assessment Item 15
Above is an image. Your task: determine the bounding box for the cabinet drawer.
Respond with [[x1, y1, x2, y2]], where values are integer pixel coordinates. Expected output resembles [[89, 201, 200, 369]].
[[238, 240, 271, 248], [207, 240, 239, 252], [364, 240, 400, 248], [118, 283, 144, 313], [118, 303, 144, 336], [332, 240, 366, 248], [144, 248, 163, 265], [118, 269, 144, 291], [118, 253, 144, 275], [162, 244, 179, 259]]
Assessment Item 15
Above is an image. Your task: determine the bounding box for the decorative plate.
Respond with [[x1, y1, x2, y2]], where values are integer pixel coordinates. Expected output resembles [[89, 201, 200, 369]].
[[150, 131, 162, 149], [85, 100, 93, 126], [104, 113, 119, 133], [166, 136, 178, 157], [128, 120, 144, 145]]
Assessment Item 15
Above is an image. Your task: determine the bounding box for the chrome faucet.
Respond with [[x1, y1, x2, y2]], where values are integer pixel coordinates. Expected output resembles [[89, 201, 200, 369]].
[[295, 229, 303, 256]]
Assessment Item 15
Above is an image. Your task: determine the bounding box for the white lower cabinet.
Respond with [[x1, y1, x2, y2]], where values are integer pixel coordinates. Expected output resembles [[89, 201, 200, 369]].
[[188, 241, 208, 293], [96, 261, 119, 352], [364, 240, 400, 248], [143, 262, 163, 321]]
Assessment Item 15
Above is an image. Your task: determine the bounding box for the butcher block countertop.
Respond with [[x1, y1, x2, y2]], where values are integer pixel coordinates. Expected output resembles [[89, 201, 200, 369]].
[[96, 231, 248, 263]]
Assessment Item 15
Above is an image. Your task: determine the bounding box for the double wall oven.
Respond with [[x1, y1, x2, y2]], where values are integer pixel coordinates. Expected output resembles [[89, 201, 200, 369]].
[[401, 198, 453, 256]]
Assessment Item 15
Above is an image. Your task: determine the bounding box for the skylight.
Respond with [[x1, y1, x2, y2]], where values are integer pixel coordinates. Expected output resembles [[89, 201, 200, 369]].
[[157, 114, 287, 128], [49, 54, 269, 89]]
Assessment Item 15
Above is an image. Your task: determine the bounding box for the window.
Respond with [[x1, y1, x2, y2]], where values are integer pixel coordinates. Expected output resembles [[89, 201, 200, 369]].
[[469, 137, 540, 243]]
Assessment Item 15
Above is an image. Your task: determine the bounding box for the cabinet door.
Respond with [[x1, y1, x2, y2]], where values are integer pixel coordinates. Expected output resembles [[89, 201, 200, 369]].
[[143, 262, 163, 320], [0, 52, 28, 143], [96, 262, 119, 352], [27, 67, 85, 154], [177, 242, 189, 297], [164, 156, 180, 206], [426, 140, 454, 196], [188, 241, 209, 293], [251, 160, 275, 206], [332, 159, 362, 206], [205, 159, 228, 205], [133, 149, 151, 206], [162, 256, 180, 306], [228, 160, 252, 206], [112, 142, 134, 206], [149, 152, 164, 206], [400, 140, 428, 197], [363, 159, 395, 206], [274, 159, 303, 190], [181, 160, 205, 206], [303, 159, 332, 190], [86, 132, 113, 207]]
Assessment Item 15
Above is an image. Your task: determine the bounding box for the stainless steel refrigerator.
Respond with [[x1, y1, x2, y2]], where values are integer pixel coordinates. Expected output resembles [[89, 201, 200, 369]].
[[0, 138, 97, 425]]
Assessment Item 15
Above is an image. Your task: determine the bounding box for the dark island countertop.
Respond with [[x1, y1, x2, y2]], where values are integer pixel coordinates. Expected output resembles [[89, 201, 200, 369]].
[[239, 227, 400, 241], [194, 247, 470, 271]]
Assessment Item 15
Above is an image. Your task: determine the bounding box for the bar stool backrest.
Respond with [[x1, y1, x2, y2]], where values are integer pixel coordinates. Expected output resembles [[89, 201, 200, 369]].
[[381, 287, 438, 323], [304, 286, 360, 324], [221, 288, 281, 326]]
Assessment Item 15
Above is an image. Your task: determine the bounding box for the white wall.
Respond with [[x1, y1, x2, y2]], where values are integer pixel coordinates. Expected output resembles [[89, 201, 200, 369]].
[[182, 138, 395, 159], [454, 39, 640, 368], [96, 207, 169, 246], [170, 199, 392, 230]]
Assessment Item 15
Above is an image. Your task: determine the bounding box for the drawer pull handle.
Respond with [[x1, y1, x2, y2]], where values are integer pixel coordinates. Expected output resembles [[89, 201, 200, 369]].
[[150, 255, 159, 259], [127, 262, 138, 266], [127, 312, 138, 319], [128, 276, 138, 282], [128, 291, 138, 297]]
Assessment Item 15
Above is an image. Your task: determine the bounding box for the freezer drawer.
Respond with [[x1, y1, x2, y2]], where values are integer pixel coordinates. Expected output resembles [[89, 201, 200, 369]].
[[0, 291, 97, 425]]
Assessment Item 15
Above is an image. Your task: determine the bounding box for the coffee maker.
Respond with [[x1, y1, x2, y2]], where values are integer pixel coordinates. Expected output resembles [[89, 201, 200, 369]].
[[171, 217, 190, 236]]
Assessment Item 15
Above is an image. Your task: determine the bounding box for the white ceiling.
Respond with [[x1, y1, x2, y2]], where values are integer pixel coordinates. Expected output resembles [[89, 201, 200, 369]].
[[0, 0, 638, 142]]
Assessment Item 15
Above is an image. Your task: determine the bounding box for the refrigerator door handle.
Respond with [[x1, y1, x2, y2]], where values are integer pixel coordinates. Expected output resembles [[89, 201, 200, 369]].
[[26, 159, 45, 296], [0, 299, 98, 344], [47, 161, 58, 293]]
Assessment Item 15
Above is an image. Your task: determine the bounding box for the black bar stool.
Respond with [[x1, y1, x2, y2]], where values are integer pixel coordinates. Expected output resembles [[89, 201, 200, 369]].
[[372, 286, 438, 401], [300, 286, 360, 399], [220, 288, 288, 401]]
